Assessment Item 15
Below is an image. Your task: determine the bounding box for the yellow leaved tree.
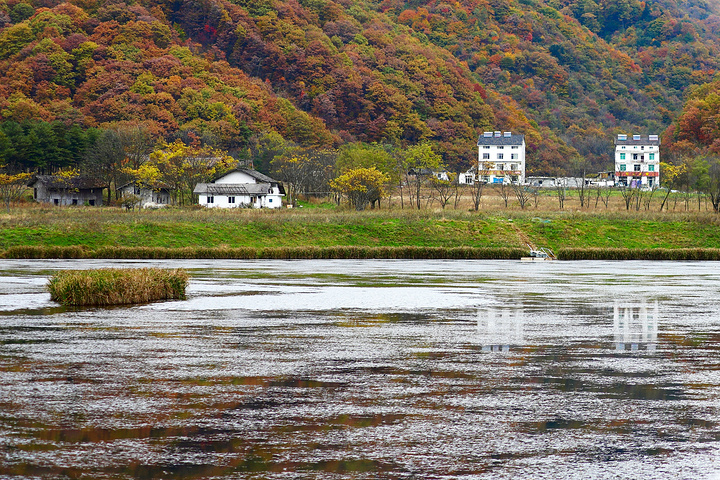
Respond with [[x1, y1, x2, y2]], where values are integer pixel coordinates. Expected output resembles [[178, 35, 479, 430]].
[[0, 169, 32, 212], [148, 140, 237, 205], [330, 167, 389, 211], [659, 161, 687, 211]]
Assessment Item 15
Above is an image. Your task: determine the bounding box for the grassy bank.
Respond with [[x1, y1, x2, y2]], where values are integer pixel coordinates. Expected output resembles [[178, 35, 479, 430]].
[[48, 268, 189, 306], [2, 205, 720, 259]]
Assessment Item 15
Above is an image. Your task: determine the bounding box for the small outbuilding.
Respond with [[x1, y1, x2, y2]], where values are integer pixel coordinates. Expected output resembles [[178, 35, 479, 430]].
[[117, 183, 171, 208], [194, 168, 285, 208], [29, 175, 105, 206]]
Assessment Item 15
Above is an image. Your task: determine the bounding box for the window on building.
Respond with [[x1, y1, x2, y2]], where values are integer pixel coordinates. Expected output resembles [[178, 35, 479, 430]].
[[483, 146, 490, 149], [511, 146, 519, 149], [633, 154, 638, 160], [510, 164, 518, 171], [269, 198, 273, 203], [620, 153, 626, 160], [620, 164, 626, 171], [497, 164, 504, 170], [497, 153, 504, 160], [497, 146, 504, 149], [640, 155, 644, 161], [72, 199, 78, 205], [228, 196, 235, 203], [634, 164, 641, 171], [54, 199, 59, 205], [89, 199, 95, 206], [649, 153, 655, 160], [511, 153, 518, 160], [649, 164, 655, 172], [207, 196, 214, 204], [482, 153, 490, 160]]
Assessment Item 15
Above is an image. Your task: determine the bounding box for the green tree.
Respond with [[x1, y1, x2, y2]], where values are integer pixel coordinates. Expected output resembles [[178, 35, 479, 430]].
[[403, 143, 444, 210], [83, 129, 126, 203]]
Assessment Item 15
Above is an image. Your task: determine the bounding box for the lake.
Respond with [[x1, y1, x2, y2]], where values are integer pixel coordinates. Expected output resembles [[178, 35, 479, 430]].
[[1, 259, 720, 479]]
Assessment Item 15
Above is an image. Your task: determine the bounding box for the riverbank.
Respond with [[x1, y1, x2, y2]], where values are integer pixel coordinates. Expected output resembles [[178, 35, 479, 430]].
[[1, 206, 720, 259]]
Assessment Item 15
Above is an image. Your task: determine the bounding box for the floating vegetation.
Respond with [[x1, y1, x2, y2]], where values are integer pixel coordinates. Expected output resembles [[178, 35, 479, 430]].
[[48, 268, 189, 306]]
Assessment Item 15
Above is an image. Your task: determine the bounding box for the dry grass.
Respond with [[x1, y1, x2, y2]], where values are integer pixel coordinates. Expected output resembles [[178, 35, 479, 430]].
[[48, 268, 189, 306]]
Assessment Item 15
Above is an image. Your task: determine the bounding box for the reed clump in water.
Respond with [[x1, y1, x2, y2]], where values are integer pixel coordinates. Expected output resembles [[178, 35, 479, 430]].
[[48, 268, 189, 306]]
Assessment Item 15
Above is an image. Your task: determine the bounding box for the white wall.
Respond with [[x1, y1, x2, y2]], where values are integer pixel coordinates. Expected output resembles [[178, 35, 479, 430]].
[[477, 141, 526, 184], [615, 143, 660, 187], [199, 193, 283, 209]]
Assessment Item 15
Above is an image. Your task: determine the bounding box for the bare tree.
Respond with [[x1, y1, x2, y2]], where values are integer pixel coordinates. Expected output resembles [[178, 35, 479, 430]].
[[618, 185, 637, 210], [572, 158, 589, 208], [641, 187, 657, 210], [531, 187, 541, 209], [511, 182, 532, 209], [496, 182, 511, 208], [555, 182, 567, 209], [707, 157, 720, 212], [598, 186, 611, 208], [469, 162, 493, 211], [429, 175, 455, 209]]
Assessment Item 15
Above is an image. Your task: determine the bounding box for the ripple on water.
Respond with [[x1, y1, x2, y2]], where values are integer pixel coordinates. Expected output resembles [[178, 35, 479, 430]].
[[1, 259, 720, 479]]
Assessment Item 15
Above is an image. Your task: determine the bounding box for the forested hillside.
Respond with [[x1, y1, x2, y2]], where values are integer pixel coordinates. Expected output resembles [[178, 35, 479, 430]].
[[0, 0, 718, 175]]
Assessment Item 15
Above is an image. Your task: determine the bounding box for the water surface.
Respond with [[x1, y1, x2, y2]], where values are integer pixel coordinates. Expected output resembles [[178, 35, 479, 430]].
[[1, 259, 720, 479]]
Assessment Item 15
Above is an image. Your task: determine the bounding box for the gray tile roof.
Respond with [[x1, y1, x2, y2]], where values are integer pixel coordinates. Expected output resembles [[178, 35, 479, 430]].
[[213, 168, 280, 184], [28, 175, 106, 190], [194, 183, 274, 195], [477, 134, 525, 146], [615, 136, 661, 146]]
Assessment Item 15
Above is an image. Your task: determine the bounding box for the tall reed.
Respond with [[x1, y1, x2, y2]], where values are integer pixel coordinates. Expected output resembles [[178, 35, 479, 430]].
[[557, 248, 720, 260], [3, 245, 527, 259], [48, 268, 189, 306]]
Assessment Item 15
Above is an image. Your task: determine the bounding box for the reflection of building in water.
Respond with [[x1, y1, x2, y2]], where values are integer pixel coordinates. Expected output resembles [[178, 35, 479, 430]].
[[478, 307, 524, 352], [613, 301, 659, 351]]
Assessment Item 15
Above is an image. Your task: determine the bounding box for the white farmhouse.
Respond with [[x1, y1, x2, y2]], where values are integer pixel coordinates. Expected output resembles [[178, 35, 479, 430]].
[[194, 168, 285, 208], [614, 134, 660, 188], [476, 131, 526, 184]]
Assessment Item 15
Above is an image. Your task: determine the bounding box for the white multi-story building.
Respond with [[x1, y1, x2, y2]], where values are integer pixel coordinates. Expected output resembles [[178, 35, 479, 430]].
[[476, 131, 526, 184], [614, 134, 660, 188]]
